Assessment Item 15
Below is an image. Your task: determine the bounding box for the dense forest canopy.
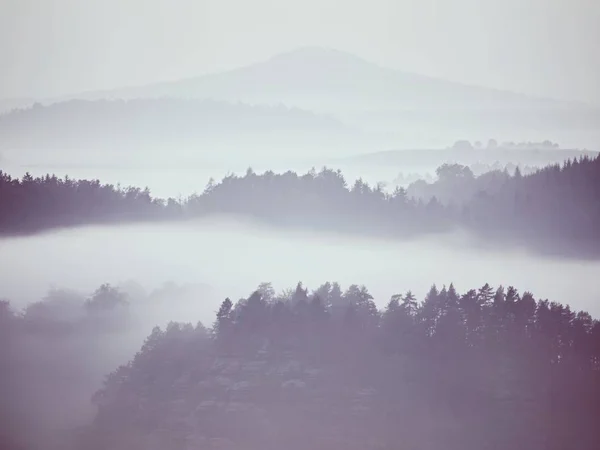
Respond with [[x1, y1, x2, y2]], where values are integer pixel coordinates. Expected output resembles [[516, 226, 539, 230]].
[[2, 154, 600, 256], [3, 278, 598, 450]]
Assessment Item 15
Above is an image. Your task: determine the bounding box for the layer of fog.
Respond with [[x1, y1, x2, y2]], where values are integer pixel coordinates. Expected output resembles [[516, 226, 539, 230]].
[[3, 218, 599, 318]]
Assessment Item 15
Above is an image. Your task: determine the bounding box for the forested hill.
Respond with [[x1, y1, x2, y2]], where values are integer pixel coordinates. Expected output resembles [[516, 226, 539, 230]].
[[6, 279, 593, 450], [0, 99, 344, 151], [1, 154, 599, 256], [195, 155, 600, 253], [406, 156, 600, 253]]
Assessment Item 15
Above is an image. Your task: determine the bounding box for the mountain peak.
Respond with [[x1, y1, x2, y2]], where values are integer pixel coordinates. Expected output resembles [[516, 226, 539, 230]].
[[262, 46, 377, 72], [268, 46, 368, 61]]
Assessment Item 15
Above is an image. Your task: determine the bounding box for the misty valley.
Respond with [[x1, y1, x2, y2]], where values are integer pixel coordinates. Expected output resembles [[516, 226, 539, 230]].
[[1, 41, 600, 450], [2, 153, 600, 450]]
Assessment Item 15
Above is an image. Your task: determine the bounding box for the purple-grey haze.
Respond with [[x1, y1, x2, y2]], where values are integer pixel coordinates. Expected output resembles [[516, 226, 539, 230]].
[[1, 1, 600, 450]]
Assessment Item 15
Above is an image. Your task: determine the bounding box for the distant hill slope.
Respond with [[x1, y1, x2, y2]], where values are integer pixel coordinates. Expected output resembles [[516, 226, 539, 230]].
[[0, 98, 365, 163], [61, 47, 585, 114], [341, 146, 600, 170], [43, 47, 600, 148], [3, 48, 598, 155], [0, 98, 35, 115]]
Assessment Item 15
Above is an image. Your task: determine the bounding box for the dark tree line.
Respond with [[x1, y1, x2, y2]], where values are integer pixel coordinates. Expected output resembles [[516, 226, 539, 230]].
[[193, 167, 451, 235], [2, 154, 600, 255], [0, 171, 180, 234], [79, 280, 600, 450], [464, 156, 600, 253], [405, 155, 600, 254]]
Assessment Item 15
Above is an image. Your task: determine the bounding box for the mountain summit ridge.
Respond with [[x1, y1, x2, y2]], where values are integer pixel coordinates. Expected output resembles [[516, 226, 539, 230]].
[[48, 46, 581, 112]]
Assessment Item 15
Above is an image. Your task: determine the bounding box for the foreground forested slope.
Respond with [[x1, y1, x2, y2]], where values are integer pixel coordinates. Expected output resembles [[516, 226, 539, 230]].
[[22, 280, 595, 450]]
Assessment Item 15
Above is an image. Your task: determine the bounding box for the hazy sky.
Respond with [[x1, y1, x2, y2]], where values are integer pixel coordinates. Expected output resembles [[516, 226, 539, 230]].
[[1, 0, 599, 103]]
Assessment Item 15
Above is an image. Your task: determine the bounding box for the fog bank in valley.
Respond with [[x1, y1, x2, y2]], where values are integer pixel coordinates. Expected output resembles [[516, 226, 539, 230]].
[[2, 217, 599, 449], [2, 218, 598, 317]]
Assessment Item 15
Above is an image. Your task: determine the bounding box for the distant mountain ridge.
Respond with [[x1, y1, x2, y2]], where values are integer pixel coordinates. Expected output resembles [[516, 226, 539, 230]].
[[54, 47, 584, 114], [2, 47, 598, 155], [0, 97, 36, 114], [0, 98, 373, 164]]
